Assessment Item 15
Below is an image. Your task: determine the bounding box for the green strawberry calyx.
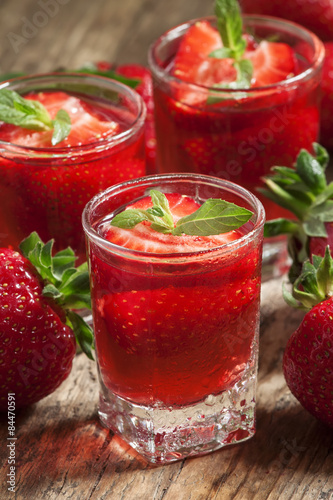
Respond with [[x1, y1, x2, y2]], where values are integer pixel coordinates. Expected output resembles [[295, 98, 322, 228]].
[[259, 142, 333, 282], [19, 232, 94, 360], [111, 189, 254, 236], [283, 246, 333, 310], [209, 0, 253, 92], [0, 88, 71, 145]]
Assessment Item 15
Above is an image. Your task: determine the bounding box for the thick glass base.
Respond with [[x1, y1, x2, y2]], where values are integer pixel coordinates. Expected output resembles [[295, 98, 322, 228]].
[[261, 238, 290, 282], [98, 365, 257, 464]]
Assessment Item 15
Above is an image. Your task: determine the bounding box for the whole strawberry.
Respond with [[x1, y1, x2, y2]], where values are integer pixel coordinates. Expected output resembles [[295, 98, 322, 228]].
[[260, 143, 333, 282], [240, 0, 333, 42], [82, 61, 156, 172], [0, 232, 94, 411], [283, 247, 333, 427]]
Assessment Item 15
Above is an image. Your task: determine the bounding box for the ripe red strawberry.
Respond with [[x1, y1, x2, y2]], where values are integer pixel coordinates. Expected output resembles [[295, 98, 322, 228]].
[[261, 143, 333, 282], [0, 232, 94, 411], [319, 42, 333, 150], [283, 247, 333, 427], [240, 0, 333, 42]]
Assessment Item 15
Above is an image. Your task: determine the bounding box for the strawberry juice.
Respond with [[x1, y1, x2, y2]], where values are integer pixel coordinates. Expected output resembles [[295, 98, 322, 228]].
[[82, 173, 265, 463], [148, 15, 324, 275], [0, 73, 146, 264]]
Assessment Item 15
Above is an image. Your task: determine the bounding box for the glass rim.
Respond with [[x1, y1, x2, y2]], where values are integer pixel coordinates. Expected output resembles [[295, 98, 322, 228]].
[[148, 14, 325, 93], [82, 173, 266, 263], [0, 72, 146, 158]]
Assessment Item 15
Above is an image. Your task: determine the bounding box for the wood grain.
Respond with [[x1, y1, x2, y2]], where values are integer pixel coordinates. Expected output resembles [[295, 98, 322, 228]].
[[1, 277, 332, 499], [0, 0, 213, 74]]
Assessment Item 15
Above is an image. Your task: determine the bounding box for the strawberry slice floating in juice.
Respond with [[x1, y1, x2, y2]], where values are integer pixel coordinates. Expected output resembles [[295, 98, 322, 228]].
[[173, 20, 237, 87], [0, 89, 146, 262], [91, 190, 261, 406], [103, 192, 239, 253], [0, 91, 120, 147], [171, 20, 298, 105]]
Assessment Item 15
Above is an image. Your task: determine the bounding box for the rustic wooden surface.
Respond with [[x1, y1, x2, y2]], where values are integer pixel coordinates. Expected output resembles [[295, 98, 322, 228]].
[[0, 0, 333, 499], [1, 276, 333, 499]]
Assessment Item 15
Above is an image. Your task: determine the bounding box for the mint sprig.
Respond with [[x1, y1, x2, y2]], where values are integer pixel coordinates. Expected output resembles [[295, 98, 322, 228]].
[[210, 0, 253, 90], [0, 89, 71, 145], [111, 190, 253, 236]]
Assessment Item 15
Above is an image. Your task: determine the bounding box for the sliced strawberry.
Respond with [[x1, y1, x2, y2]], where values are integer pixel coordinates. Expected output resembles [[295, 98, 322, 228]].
[[246, 41, 297, 87], [173, 21, 237, 87], [0, 91, 120, 148], [103, 192, 239, 253]]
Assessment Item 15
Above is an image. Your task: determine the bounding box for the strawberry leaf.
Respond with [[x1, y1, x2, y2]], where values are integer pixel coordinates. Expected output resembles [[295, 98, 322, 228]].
[[73, 64, 141, 89], [264, 218, 300, 238], [18, 232, 93, 357]]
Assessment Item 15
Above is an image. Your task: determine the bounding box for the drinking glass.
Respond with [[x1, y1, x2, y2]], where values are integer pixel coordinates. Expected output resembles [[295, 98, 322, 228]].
[[82, 173, 265, 464], [0, 73, 146, 264], [148, 15, 324, 278]]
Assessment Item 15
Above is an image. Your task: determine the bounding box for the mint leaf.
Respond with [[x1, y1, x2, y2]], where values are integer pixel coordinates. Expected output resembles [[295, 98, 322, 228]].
[[0, 89, 53, 130], [211, 0, 253, 89], [150, 189, 174, 228], [215, 0, 245, 60], [110, 191, 253, 237], [0, 88, 71, 145], [172, 199, 252, 236], [52, 109, 71, 146], [111, 190, 175, 233], [111, 209, 151, 229]]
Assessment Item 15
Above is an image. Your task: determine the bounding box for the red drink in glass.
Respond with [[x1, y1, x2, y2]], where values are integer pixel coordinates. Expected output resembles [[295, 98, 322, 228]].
[[148, 16, 324, 276], [83, 173, 265, 463], [0, 73, 146, 264]]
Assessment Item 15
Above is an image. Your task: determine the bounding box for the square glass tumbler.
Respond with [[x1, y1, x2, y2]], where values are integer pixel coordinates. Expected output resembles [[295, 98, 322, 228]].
[[0, 73, 146, 265], [82, 173, 265, 464], [148, 15, 324, 278]]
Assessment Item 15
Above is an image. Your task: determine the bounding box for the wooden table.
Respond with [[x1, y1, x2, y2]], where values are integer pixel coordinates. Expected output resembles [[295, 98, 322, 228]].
[[0, 0, 332, 498]]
